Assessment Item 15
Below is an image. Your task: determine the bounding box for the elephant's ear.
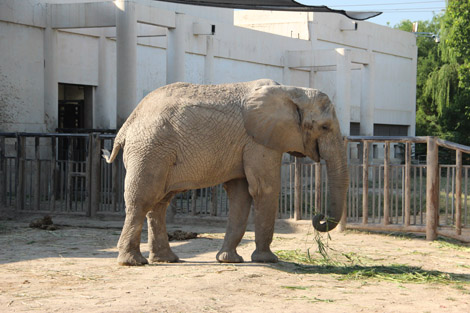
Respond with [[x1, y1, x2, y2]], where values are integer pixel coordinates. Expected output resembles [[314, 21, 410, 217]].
[[242, 85, 305, 154]]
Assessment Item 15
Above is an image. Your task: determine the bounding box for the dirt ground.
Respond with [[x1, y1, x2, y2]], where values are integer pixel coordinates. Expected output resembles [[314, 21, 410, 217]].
[[1, 215, 470, 313]]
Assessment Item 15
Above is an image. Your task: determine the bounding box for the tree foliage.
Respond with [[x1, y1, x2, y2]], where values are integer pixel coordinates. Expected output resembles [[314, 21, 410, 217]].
[[396, 1, 470, 150]]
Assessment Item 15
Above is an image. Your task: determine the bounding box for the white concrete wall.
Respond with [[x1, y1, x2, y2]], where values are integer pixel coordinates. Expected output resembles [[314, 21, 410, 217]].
[[0, 0, 417, 137], [235, 10, 417, 136], [0, 21, 45, 132], [212, 58, 284, 84], [137, 45, 167, 98], [57, 31, 99, 85]]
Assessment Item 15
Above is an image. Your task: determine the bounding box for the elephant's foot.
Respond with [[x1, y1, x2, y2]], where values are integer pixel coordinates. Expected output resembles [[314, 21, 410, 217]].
[[251, 249, 278, 263], [117, 251, 149, 266], [216, 250, 244, 263], [149, 250, 179, 263]]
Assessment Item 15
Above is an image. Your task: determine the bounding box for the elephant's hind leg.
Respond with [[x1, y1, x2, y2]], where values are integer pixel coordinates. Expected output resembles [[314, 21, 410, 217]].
[[147, 196, 179, 263], [216, 178, 252, 263], [117, 165, 168, 266], [117, 207, 149, 266]]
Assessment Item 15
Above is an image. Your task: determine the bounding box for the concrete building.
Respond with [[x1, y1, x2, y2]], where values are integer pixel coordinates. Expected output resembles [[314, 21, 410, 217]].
[[0, 0, 417, 138]]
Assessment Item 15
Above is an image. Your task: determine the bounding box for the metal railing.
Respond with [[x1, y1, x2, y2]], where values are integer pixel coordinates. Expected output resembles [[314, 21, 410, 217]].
[[1, 132, 469, 242]]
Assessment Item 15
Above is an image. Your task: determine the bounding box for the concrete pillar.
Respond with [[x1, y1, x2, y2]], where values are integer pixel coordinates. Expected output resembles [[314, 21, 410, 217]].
[[309, 70, 316, 89], [115, 0, 137, 128], [360, 55, 375, 136], [166, 13, 185, 84], [44, 18, 58, 132], [308, 17, 317, 89], [95, 35, 109, 129], [409, 49, 418, 136], [282, 66, 291, 86], [335, 48, 351, 136], [204, 36, 214, 84], [282, 52, 291, 85]]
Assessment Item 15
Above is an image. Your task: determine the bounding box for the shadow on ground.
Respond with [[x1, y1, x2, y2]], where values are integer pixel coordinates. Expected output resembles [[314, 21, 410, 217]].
[[0, 216, 232, 265]]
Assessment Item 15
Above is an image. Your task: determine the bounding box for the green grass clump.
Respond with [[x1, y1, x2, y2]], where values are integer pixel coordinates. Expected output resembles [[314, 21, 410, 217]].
[[435, 239, 470, 251], [275, 249, 468, 285], [274, 230, 470, 285]]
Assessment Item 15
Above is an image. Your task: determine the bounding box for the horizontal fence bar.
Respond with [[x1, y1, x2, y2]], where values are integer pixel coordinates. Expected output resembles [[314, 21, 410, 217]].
[[347, 136, 428, 144]]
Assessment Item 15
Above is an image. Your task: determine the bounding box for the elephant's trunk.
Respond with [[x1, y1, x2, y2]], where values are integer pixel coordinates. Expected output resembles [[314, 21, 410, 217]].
[[312, 136, 349, 232]]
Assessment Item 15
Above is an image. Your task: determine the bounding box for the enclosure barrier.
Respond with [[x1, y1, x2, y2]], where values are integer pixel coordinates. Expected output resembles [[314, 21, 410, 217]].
[[1, 132, 469, 242]]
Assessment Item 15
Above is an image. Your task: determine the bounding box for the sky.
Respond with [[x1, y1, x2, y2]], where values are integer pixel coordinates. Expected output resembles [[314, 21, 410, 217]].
[[298, 0, 447, 27]]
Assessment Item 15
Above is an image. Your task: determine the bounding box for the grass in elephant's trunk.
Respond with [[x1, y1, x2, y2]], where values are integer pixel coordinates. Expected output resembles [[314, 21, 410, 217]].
[[274, 231, 469, 285]]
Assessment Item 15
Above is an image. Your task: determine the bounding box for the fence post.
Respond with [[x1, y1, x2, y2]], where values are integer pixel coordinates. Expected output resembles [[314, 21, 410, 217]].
[[89, 133, 101, 217], [0, 136, 5, 207], [16, 134, 25, 211], [404, 142, 411, 226], [86, 135, 92, 215], [426, 136, 439, 240], [210, 186, 218, 216], [66, 139, 73, 211], [34, 136, 41, 211], [362, 141, 369, 224], [339, 139, 348, 232], [50, 136, 56, 212], [191, 190, 197, 216], [294, 157, 302, 220], [383, 142, 390, 225], [455, 150, 462, 235]]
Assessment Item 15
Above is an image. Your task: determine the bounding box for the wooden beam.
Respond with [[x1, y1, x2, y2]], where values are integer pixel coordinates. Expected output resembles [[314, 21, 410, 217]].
[[426, 137, 439, 241]]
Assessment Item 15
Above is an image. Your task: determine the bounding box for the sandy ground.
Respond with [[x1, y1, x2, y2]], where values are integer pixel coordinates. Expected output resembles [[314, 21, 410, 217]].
[[1, 215, 470, 313]]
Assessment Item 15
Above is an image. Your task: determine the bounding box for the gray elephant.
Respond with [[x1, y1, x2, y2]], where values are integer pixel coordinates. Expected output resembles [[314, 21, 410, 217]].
[[103, 79, 349, 266]]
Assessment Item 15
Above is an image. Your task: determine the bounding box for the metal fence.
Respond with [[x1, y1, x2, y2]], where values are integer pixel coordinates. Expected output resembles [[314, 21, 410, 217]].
[[1, 132, 469, 241]]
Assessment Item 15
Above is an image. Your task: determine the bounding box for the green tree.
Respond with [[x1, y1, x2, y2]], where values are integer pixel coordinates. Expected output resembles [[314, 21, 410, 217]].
[[395, 16, 445, 138], [397, 1, 470, 152], [435, 0, 470, 146]]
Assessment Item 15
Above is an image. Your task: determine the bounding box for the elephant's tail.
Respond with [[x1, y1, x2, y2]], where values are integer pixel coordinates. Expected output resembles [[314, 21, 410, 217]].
[[102, 106, 136, 163], [102, 129, 126, 163], [102, 145, 121, 164]]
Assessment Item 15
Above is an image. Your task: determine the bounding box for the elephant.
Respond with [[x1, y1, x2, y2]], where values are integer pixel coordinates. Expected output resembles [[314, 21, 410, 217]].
[[102, 79, 349, 266]]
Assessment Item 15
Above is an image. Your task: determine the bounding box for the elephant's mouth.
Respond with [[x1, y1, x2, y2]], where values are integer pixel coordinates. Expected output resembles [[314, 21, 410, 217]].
[[287, 151, 306, 158]]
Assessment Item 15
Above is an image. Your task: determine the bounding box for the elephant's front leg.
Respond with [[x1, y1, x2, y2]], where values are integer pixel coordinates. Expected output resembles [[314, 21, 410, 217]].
[[147, 199, 179, 263], [217, 178, 252, 263], [250, 192, 280, 263], [244, 149, 282, 263]]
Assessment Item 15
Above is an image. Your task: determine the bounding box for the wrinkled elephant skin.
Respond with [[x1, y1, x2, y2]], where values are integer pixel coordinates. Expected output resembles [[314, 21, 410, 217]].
[[103, 79, 348, 266]]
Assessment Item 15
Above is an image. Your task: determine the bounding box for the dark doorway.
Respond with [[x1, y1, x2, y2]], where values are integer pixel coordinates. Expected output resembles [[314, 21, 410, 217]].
[[58, 83, 93, 131], [59, 99, 85, 129], [57, 84, 94, 161]]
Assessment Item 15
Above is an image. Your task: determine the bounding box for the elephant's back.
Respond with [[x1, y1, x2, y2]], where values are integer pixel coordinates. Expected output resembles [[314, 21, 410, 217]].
[[139, 79, 279, 111], [121, 80, 279, 185]]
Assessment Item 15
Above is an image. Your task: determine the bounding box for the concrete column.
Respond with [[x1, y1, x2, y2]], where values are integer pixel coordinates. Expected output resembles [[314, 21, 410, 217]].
[[282, 52, 291, 85], [409, 49, 418, 136], [360, 55, 375, 136], [309, 70, 316, 89], [115, 0, 137, 128], [95, 35, 108, 129], [166, 13, 185, 84], [335, 48, 351, 136], [204, 36, 214, 84], [44, 17, 58, 132], [308, 17, 317, 89]]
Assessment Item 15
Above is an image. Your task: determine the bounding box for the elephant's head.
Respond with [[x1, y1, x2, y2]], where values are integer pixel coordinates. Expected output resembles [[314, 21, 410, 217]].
[[243, 85, 349, 232]]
